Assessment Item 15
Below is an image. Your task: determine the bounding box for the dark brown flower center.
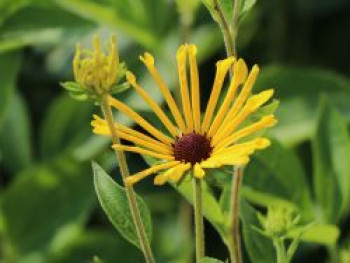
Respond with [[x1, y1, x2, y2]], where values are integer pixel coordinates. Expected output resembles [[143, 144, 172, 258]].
[[173, 133, 212, 165]]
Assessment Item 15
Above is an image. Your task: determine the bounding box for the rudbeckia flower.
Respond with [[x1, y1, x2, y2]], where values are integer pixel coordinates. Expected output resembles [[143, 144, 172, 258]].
[[73, 35, 119, 94], [92, 44, 277, 186]]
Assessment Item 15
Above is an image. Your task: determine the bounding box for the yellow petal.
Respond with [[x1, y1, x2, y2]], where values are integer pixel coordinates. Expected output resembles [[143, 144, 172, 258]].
[[112, 144, 174, 160], [214, 115, 277, 151], [154, 163, 191, 185], [126, 71, 179, 137], [194, 163, 205, 179], [140, 52, 187, 133], [207, 59, 248, 138], [188, 44, 201, 133], [218, 65, 260, 132], [212, 89, 274, 145], [125, 161, 180, 186], [177, 45, 194, 133], [201, 57, 235, 134], [108, 96, 174, 145]]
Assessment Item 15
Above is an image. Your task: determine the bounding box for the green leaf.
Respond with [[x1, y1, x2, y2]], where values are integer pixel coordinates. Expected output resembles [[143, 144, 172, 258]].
[[243, 139, 314, 220], [0, 51, 21, 131], [1, 157, 94, 256], [54, 0, 158, 49], [239, 0, 258, 17], [0, 92, 32, 173], [49, 230, 143, 263], [201, 0, 257, 26], [287, 224, 340, 245], [241, 201, 275, 263], [312, 99, 350, 223], [0, 5, 94, 53], [254, 66, 350, 146], [201, 257, 225, 263], [39, 94, 95, 159], [92, 162, 153, 249], [174, 178, 227, 237]]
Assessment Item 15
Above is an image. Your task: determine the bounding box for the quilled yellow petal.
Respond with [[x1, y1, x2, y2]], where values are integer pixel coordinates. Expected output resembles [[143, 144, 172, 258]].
[[201, 57, 235, 134]]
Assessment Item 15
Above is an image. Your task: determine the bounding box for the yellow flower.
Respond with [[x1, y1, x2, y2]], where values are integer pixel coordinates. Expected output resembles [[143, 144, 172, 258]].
[[92, 44, 277, 186], [73, 35, 119, 95]]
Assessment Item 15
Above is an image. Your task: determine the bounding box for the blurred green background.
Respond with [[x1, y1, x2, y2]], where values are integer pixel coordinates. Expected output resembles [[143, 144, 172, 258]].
[[1, 0, 350, 262]]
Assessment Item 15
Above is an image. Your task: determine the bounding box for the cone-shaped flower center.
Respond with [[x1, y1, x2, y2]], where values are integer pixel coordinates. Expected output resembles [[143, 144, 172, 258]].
[[173, 133, 212, 165]]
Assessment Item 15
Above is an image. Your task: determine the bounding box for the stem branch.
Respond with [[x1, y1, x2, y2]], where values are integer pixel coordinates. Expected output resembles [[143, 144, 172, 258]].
[[230, 167, 243, 263], [193, 177, 205, 262], [100, 94, 155, 263], [273, 238, 286, 263]]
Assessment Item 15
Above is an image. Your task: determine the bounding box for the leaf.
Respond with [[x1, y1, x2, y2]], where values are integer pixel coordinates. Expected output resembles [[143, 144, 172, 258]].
[[39, 94, 95, 159], [54, 0, 158, 49], [0, 51, 21, 130], [0, 5, 94, 53], [201, 257, 225, 263], [254, 66, 350, 146], [287, 223, 340, 245], [49, 230, 143, 263], [312, 99, 350, 223], [1, 156, 94, 256], [243, 139, 314, 220], [201, 0, 257, 25], [92, 162, 153, 249], [174, 178, 227, 237], [241, 201, 275, 263], [239, 0, 258, 17], [0, 92, 32, 174]]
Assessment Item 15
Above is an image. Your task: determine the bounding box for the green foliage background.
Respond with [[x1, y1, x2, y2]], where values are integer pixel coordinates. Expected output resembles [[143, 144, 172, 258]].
[[0, 0, 350, 262]]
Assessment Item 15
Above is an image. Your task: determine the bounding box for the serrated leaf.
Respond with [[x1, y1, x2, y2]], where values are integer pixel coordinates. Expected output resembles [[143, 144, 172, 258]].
[[312, 98, 350, 223], [92, 162, 152, 249]]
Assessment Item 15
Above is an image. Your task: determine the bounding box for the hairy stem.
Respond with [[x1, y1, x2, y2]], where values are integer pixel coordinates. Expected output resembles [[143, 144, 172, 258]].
[[213, 0, 235, 58], [100, 94, 155, 263], [193, 177, 205, 262], [230, 167, 243, 263], [231, 0, 241, 57]]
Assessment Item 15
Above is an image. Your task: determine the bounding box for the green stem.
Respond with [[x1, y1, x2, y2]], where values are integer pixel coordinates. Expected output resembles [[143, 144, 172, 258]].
[[100, 94, 155, 263], [213, 0, 235, 58], [193, 177, 205, 262], [231, 0, 240, 57], [230, 167, 243, 263], [273, 238, 287, 263]]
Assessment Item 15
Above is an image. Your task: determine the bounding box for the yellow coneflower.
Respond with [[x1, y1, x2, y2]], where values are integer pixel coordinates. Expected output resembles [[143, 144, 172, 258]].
[[73, 35, 119, 95], [92, 44, 277, 186]]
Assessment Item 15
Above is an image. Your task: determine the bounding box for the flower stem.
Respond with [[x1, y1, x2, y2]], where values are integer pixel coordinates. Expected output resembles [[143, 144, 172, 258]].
[[100, 94, 155, 263], [193, 177, 205, 262], [273, 238, 287, 263], [231, 0, 240, 57], [230, 166, 243, 263], [213, 0, 235, 58]]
